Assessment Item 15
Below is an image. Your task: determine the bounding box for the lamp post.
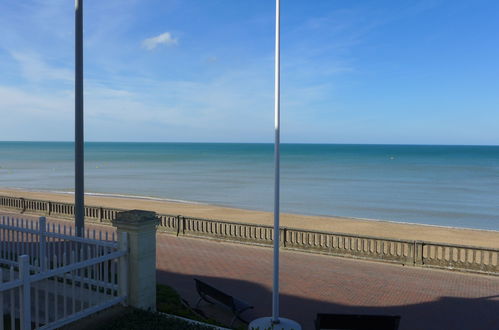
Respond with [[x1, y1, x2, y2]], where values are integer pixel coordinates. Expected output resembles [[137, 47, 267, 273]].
[[75, 0, 84, 237], [248, 1, 301, 329]]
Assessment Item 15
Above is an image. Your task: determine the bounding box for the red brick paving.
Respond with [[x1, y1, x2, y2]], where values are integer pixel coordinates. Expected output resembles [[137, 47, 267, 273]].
[[156, 235, 499, 330]]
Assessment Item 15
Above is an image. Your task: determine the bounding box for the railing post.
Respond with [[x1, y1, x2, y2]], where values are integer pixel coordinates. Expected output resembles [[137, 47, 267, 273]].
[[47, 201, 52, 215], [99, 207, 103, 222], [21, 198, 26, 213], [118, 231, 129, 304], [176, 215, 181, 236], [280, 227, 287, 247], [414, 241, 424, 265], [19, 255, 31, 330], [182, 216, 186, 235], [39, 216, 47, 271]]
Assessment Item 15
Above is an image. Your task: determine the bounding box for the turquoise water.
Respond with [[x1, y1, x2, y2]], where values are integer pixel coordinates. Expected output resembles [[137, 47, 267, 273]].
[[0, 142, 498, 230]]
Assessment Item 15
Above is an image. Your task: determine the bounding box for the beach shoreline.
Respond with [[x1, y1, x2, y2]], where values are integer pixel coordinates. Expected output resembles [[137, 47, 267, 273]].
[[1, 187, 498, 248]]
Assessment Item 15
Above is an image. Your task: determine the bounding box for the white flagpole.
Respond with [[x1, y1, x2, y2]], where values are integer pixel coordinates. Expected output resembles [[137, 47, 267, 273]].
[[249, 1, 301, 328], [272, 0, 281, 323]]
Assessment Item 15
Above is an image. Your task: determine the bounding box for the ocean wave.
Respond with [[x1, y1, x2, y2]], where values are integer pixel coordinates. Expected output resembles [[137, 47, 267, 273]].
[[48, 190, 205, 205]]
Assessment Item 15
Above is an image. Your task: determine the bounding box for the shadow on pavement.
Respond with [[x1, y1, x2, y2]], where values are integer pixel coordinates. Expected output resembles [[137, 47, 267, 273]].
[[157, 270, 499, 330]]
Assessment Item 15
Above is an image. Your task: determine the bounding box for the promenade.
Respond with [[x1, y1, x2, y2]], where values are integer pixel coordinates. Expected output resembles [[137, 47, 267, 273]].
[[1, 212, 498, 330], [157, 234, 499, 330]]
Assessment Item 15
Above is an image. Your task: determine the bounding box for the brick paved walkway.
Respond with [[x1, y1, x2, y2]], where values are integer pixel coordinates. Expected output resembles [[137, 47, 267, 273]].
[[156, 235, 499, 330]]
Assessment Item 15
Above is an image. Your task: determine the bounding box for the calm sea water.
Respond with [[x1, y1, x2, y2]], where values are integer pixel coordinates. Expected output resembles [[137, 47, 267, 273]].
[[0, 142, 498, 230]]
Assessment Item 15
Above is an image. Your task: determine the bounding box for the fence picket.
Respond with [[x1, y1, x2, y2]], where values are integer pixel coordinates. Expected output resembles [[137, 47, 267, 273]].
[[45, 258, 49, 324], [62, 252, 67, 319], [10, 266, 15, 330], [19, 255, 31, 330], [0, 269, 3, 330]]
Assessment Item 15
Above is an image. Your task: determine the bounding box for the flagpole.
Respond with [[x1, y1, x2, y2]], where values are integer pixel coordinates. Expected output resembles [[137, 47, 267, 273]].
[[75, 0, 84, 237], [249, 1, 301, 328], [272, 0, 281, 323]]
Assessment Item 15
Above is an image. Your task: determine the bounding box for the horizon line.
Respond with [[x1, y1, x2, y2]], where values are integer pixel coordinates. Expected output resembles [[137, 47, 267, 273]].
[[0, 140, 498, 147]]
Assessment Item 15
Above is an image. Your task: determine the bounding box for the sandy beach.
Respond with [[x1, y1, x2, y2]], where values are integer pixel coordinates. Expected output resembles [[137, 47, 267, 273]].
[[0, 187, 498, 248]]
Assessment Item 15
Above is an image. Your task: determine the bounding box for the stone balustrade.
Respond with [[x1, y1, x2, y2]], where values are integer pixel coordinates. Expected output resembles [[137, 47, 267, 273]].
[[0, 194, 497, 276]]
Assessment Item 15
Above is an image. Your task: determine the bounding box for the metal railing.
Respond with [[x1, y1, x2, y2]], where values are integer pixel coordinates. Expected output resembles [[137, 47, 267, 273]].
[[0, 194, 497, 276]]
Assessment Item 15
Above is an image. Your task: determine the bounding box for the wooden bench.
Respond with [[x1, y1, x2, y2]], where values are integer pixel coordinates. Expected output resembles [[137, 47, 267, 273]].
[[194, 278, 254, 326]]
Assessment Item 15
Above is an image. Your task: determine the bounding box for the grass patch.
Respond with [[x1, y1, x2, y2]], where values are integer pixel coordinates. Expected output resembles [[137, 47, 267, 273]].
[[94, 285, 229, 329], [156, 284, 194, 318], [77, 284, 242, 329], [156, 284, 227, 327], [94, 308, 216, 330]]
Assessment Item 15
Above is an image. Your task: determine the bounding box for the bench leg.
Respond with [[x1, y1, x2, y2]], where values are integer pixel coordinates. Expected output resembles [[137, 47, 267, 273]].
[[236, 313, 249, 325], [230, 312, 249, 326], [195, 295, 215, 309], [194, 297, 203, 309], [230, 315, 238, 327]]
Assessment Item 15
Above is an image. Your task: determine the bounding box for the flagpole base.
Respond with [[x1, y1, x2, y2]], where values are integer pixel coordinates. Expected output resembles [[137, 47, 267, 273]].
[[249, 317, 301, 330]]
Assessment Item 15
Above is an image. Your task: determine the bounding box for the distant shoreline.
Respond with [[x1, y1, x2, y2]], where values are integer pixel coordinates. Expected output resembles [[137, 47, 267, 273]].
[[1, 187, 498, 248]]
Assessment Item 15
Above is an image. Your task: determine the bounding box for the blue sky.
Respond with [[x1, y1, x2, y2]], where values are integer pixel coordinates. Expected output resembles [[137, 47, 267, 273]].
[[0, 0, 498, 144]]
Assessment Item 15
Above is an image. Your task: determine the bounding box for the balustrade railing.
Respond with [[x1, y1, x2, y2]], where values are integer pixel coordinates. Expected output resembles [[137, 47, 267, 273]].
[[0, 194, 497, 275]]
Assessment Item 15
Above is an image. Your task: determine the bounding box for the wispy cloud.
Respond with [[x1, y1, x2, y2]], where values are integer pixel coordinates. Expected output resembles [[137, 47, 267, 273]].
[[141, 32, 177, 50], [0, 85, 71, 112], [9, 51, 72, 83]]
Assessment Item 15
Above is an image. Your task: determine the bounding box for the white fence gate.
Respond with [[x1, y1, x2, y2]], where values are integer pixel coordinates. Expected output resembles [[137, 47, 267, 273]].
[[0, 216, 128, 330]]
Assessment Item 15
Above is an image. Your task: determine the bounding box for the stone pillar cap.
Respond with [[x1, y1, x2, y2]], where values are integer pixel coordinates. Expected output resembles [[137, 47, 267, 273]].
[[112, 209, 160, 226]]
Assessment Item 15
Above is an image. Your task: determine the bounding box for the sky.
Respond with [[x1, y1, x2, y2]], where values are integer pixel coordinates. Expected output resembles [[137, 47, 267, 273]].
[[0, 0, 498, 145]]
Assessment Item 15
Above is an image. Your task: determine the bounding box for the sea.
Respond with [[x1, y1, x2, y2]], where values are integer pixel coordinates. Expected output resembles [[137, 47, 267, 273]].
[[0, 142, 498, 231]]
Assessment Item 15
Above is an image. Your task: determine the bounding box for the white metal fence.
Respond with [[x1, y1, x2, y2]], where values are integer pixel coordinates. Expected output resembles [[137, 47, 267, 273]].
[[0, 216, 128, 330]]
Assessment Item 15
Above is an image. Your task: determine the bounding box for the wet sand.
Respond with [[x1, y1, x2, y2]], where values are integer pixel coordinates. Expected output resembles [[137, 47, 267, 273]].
[[0, 188, 497, 248]]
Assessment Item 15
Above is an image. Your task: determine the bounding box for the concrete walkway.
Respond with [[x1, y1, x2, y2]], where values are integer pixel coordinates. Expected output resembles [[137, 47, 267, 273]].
[[156, 234, 499, 330]]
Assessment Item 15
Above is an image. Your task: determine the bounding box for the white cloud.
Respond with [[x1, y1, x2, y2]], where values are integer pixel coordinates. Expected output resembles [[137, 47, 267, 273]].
[[141, 32, 177, 50]]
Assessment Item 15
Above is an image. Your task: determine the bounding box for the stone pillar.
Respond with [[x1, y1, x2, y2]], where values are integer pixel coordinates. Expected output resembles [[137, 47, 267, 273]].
[[112, 210, 159, 311]]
